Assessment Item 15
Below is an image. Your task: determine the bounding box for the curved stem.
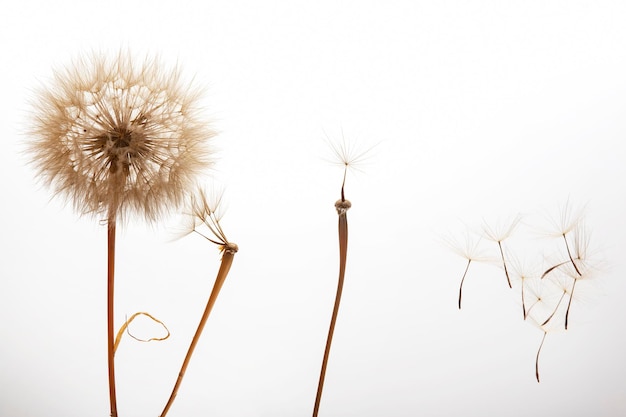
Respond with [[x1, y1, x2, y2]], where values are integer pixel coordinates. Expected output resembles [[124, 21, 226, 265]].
[[313, 212, 348, 417], [535, 331, 547, 383], [458, 259, 471, 310], [160, 250, 236, 417], [565, 278, 578, 330], [497, 241, 512, 288], [107, 217, 118, 417]]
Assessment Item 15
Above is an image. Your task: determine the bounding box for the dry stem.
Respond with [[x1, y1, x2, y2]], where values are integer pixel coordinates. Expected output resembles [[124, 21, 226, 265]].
[[160, 245, 237, 417], [107, 216, 118, 417]]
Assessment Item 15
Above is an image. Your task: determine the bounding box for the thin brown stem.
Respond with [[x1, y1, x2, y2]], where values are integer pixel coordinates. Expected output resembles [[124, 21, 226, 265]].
[[497, 241, 512, 288], [160, 247, 237, 417], [535, 331, 547, 383], [313, 208, 349, 417], [562, 234, 582, 277], [564, 278, 577, 330], [521, 279, 527, 319], [458, 259, 471, 310], [107, 216, 118, 417]]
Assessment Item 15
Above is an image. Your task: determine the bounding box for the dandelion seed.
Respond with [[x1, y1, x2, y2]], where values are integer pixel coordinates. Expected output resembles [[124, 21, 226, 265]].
[[527, 303, 564, 383], [508, 255, 540, 320], [26, 51, 214, 417], [160, 187, 237, 417], [522, 276, 545, 320], [443, 231, 490, 309], [481, 215, 521, 288], [540, 200, 586, 279], [563, 223, 592, 330]]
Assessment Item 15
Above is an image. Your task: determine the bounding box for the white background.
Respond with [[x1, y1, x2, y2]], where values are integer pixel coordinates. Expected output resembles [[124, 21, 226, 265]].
[[2, 1, 626, 416]]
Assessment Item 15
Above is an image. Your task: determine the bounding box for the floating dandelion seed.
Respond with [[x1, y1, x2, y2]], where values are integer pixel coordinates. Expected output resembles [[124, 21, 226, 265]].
[[443, 231, 491, 309], [520, 275, 545, 321], [26, 51, 214, 417], [527, 303, 565, 383], [508, 255, 540, 320], [160, 187, 238, 417], [563, 222, 593, 330], [540, 200, 586, 279], [481, 215, 521, 288]]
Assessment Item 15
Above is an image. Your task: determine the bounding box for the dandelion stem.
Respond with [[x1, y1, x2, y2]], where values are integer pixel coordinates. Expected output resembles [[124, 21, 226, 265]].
[[160, 247, 237, 417], [458, 259, 472, 310], [497, 241, 512, 288], [313, 204, 349, 417], [535, 331, 547, 383], [107, 216, 118, 417], [564, 278, 577, 330]]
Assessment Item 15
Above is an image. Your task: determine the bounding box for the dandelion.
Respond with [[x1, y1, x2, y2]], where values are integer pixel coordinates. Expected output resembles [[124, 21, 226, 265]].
[[520, 275, 545, 321], [526, 286, 565, 383], [481, 215, 521, 288], [540, 200, 586, 279], [160, 188, 238, 417], [563, 223, 593, 330], [443, 231, 491, 309], [541, 220, 593, 329], [313, 137, 373, 417], [26, 51, 214, 417], [508, 255, 540, 319], [527, 301, 565, 383]]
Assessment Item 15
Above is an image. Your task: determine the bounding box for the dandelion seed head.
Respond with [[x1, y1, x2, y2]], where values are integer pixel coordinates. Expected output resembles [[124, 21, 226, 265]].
[[26, 51, 215, 223]]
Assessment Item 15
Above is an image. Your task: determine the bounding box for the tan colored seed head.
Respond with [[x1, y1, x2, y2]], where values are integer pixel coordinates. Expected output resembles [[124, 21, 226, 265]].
[[27, 51, 215, 223]]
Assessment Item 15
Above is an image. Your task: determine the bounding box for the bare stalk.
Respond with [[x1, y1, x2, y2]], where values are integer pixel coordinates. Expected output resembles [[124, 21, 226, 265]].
[[313, 199, 350, 417], [107, 215, 118, 417], [160, 244, 238, 417]]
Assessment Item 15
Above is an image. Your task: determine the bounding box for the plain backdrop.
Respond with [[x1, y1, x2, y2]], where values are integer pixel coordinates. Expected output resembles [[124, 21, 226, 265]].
[[2, 1, 626, 416]]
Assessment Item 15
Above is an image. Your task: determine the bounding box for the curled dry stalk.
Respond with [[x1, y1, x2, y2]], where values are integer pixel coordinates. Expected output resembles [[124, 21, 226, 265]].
[[160, 189, 238, 417]]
